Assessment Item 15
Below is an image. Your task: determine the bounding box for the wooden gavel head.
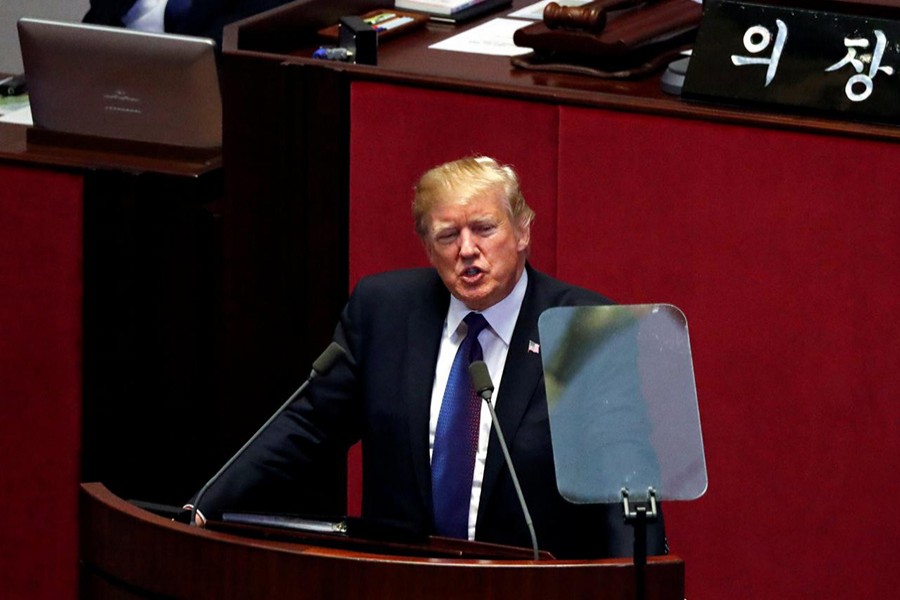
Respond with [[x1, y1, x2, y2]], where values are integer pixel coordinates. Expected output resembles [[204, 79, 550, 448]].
[[543, 1, 608, 33]]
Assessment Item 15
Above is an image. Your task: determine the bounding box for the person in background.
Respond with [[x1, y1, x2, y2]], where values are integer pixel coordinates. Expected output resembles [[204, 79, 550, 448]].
[[83, 0, 292, 46], [191, 155, 668, 559]]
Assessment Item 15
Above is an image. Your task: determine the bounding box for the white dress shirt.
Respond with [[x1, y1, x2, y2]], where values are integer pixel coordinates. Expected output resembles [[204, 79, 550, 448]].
[[428, 269, 528, 540]]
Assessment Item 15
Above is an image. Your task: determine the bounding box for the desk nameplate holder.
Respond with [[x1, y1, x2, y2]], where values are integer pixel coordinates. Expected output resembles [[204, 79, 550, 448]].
[[682, 0, 900, 126]]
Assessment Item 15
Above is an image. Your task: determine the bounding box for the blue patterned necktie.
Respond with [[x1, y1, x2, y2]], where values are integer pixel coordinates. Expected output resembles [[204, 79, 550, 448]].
[[431, 312, 489, 538]]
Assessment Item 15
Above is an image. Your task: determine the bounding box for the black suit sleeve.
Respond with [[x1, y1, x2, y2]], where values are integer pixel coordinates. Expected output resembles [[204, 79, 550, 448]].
[[83, 0, 136, 27], [167, 0, 293, 46], [192, 289, 366, 519]]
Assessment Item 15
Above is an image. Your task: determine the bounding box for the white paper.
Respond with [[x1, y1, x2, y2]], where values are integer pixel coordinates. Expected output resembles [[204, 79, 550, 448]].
[[429, 18, 533, 56], [0, 105, 33, 126]]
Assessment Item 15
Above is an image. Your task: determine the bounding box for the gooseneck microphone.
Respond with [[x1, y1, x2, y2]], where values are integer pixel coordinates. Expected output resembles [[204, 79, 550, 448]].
[[190, 342, 346, 524], [468, 361, 540, 561]]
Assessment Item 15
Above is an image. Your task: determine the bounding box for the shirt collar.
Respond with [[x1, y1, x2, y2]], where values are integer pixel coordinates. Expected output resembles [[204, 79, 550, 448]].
[[445, 268, 529, 346]]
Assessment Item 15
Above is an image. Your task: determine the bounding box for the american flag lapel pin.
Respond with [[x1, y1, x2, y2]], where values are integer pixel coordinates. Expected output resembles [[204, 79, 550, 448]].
[[528, 340, 540, 354]]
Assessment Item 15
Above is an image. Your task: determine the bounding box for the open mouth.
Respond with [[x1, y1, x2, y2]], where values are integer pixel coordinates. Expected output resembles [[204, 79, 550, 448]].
[[461, 267, 482, 278]]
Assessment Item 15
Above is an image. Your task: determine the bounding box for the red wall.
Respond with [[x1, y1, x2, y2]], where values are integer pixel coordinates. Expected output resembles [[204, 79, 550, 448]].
[[348, 81, 900, 599], [348, 81, 561, 278], [0, 164, 82, 600]]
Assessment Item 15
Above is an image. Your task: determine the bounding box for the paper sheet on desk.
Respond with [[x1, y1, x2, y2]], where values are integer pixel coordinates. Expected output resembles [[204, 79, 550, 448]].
[[0, 96, 33, 125], [0, 106, 33, 125], [429, 18, 533, 56]]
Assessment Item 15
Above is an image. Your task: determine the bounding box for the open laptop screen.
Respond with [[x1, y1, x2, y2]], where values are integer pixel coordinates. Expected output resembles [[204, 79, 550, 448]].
[[18, 18, 222, 149]]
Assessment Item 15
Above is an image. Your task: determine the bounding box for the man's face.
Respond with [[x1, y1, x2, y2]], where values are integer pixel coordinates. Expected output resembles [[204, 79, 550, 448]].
[[423, 187, 530, 311]]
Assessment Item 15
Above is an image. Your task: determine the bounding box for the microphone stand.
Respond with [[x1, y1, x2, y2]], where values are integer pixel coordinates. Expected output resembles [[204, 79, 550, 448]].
[[469, 361, 540, 561], [190, 342, 345, 525]]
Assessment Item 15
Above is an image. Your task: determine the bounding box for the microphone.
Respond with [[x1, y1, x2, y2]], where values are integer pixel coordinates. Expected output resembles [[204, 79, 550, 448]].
[[190, 342, 346, 524], [468, 361, 540, 560]]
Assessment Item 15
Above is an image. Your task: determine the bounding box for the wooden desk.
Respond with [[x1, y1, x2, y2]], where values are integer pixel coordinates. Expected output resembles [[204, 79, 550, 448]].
[[0, 121, 221, 176], [80, 482, 685, 599]]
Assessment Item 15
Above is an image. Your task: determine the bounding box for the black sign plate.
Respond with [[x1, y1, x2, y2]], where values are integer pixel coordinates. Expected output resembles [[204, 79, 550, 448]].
[[682, 0, 900, 125]]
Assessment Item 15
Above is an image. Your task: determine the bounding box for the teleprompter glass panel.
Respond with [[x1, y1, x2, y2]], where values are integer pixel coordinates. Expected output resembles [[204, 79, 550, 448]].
[[538, 305, 707, 504]]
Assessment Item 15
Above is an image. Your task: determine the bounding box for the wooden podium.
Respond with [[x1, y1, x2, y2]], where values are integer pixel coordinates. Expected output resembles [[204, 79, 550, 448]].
[[80, 483, 684, 599]]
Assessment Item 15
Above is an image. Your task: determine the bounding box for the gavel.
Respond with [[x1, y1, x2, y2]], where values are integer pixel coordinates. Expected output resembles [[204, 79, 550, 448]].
[[543, 0, 651, 33]]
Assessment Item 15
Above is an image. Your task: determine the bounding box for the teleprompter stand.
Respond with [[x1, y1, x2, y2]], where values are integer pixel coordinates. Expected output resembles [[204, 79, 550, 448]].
[[537, 304, 708, 600], [622, 487, 659, 600]]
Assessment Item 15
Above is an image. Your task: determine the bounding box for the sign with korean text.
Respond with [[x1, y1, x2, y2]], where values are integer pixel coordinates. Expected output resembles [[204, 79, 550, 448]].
[[682, 0, 900, 125]]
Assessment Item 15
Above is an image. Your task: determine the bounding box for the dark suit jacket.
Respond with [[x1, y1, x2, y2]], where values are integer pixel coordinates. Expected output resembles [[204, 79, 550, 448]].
[[197, 265, 667, 559], [83, 0, 290, 45]]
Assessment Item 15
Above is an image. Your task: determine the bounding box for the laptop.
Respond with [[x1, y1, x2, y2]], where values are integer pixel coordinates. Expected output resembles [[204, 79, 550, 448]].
[[18, 18, 222, 150]]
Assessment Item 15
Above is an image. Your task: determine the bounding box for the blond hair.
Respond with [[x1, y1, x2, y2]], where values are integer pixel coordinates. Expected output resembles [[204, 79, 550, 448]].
[[413, 156, 535, 239]]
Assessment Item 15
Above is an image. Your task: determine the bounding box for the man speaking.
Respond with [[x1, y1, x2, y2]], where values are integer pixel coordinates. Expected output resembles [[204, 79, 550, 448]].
[[193, 156, 667, 559]]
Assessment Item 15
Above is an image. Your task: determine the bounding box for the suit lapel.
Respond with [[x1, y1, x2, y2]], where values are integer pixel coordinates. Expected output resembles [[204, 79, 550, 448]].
[[477, 269, 549, 524], [404, 279, 449, 518]]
